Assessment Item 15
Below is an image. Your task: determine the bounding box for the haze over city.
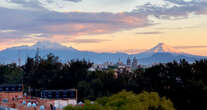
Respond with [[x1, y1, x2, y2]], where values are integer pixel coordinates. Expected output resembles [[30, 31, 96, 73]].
[[0, 0, 207, 56]]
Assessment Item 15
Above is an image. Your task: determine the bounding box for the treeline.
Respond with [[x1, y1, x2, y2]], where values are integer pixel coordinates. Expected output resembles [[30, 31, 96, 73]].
[[65, 91, 175, 110], [0, 54, 207, 110], [0, 63, 23, 84]]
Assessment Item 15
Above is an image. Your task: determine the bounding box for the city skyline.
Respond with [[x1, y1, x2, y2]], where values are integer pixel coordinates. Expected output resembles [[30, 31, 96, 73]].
[[0, 0, 207, 56]]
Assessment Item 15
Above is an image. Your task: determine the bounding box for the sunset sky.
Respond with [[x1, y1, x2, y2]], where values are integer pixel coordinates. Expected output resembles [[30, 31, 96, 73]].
[[0, 0, 207, 56]]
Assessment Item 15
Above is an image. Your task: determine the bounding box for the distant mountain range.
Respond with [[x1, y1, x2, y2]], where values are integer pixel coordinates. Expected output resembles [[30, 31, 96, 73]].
[[0, 41, 206, 65]]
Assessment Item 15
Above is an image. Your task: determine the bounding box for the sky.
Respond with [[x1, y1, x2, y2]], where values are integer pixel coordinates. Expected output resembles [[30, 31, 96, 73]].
[[0, 0, 207, 56]]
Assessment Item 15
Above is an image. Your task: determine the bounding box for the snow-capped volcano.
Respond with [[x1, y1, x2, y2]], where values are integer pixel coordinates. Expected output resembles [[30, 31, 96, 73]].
[[31, 41, 76, 50], [0, 41, 205, 65], [11, 41, 77, 51], [134, 42, 205, 65], [32, 41, 66, 49], [147, 43, 182, 53]]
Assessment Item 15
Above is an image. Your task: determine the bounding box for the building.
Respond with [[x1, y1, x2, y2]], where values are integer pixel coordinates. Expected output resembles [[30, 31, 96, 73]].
[[0, 84, 23, 99], [0, 84, 23, 109], [117, 58, 124, 66], [132, 57, 138, 69], [126, 57, 131, 66]]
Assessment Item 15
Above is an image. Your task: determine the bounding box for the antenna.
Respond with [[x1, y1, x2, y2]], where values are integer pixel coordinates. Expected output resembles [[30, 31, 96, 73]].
[[35, 47, 40, 61], [34, 47, 40, 65], [18, 50, 21, 66]]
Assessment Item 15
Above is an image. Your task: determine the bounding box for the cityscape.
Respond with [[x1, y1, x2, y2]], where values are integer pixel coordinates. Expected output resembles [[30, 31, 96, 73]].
[[0, 0, 207, 110]]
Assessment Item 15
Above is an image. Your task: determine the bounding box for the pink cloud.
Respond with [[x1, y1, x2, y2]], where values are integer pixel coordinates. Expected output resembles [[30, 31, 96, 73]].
[[44, 12, 149, 36]]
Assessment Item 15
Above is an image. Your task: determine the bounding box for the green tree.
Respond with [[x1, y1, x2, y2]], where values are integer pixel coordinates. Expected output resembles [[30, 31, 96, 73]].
[[0, 63, 23, 84], [64, 91, 175, 110]]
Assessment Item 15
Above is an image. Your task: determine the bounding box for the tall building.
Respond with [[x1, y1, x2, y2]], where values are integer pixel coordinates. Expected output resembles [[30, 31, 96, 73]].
[[132, 57, 138, 69], [117, 58, 123, 66], [127, 57, 131, 66]]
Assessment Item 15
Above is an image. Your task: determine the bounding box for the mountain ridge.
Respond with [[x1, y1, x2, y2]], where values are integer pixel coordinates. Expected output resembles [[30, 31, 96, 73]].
[[0, 41, 205, 65]]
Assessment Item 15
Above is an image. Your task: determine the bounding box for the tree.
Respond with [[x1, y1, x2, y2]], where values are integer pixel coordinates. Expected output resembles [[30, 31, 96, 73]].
[[0, 63, 23, 84], [64, 91, 175, 110], [23, 54, 92, 96]]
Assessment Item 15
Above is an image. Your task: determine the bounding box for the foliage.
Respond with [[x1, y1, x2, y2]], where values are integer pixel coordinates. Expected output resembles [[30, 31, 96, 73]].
[[64, 91, 175, 110], [0, 63, 23, 84], [22, 53, 92, 96], [1, 53, 207, 110]]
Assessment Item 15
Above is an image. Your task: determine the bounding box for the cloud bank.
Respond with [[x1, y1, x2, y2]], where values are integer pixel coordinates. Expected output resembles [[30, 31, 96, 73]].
[[134, 0, 207, 19], [1, 0, 207, 44], [0, 7, 150, 43], [136, 31, 163, 35], [71, 39, 110, 44]]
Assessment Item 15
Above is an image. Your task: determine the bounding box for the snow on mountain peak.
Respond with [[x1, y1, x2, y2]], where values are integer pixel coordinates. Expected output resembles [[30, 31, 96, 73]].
[[148, 43, 182, 53], [31, 41, 76, 50], [32, 41, 65, 49]]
